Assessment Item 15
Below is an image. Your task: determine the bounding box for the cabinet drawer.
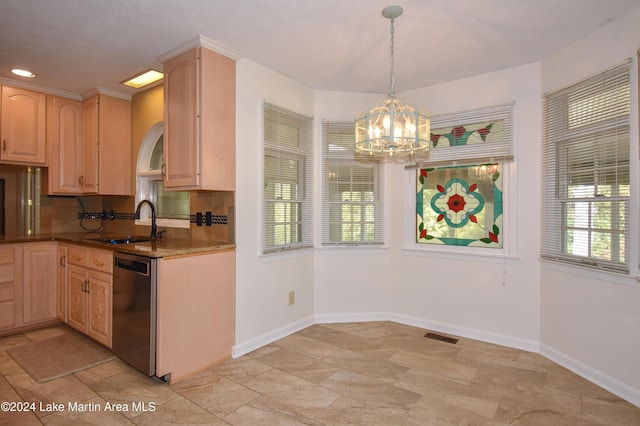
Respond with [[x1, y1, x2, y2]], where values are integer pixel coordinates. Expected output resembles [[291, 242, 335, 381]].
[[0, 301, 15, 329], [68, 246, 112, 274], [68, 247, 87, 267], [0, 247, 15, 264], [87, 250, 112, 274], [0, 282, 13, 302], [0, 264, 14, 284]]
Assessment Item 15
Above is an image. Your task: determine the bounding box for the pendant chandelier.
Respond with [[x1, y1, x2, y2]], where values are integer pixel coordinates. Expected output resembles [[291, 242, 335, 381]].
[[355, 5, 430, 157]]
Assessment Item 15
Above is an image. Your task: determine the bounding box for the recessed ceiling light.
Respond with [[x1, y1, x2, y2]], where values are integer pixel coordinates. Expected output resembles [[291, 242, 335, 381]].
[[121, 69, 164, 89], [11, 68, 35, 78]]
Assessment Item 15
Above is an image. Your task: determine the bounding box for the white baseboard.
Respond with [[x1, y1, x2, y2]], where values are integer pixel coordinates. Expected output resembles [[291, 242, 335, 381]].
[[540, 344, 640, 408], [231, 313, 638, 408], [313, 311, 390, 324], [388, 312, 540, 353], [313, 311, 539, 353], [234, 312, 538, 356], [232, 315, 314, 358]]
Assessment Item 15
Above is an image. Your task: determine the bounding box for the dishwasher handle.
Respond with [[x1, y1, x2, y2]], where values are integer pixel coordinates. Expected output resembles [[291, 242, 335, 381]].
[[115, 256, 150, 276]]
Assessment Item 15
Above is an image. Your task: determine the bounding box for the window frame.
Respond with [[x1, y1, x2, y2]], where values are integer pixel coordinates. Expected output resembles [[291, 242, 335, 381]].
[[403, 103, 517, 261], [261, 102, 314, 254], [136, 122, 190, 229], [321, 120, 384, 247], [541, 60, 633, 275]]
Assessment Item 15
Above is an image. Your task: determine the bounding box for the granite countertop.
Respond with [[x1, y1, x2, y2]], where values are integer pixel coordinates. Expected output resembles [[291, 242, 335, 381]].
[[0, 232, 235, 258]]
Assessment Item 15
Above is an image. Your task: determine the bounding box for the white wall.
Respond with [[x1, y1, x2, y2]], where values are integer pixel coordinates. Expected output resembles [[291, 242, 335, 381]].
[[234, 59, 316, 355], [385, 64, 542, 348], [539, 7, 640, 406], [313, 91, 395, 319], [233, 6, 640, 406], [313, 66, 543, 354]]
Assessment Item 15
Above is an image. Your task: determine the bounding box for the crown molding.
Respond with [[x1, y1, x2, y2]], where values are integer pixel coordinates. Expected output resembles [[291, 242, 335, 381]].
[[0, 77, 133, 101], [82, 86, 133, 101], [159, 35, 243, 63], [0, 77, 82, 101]]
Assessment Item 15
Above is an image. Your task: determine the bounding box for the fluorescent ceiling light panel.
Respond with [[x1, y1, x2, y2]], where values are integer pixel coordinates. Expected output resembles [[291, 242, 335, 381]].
[[121, 69, 164, 88]]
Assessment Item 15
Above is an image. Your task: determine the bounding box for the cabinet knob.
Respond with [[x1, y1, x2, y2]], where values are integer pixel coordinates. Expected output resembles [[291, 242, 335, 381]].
[[60, 255, 66, 267], [2, 140, 5, 152], [79, 176, 84, 186], [92, 259, 105, 267]]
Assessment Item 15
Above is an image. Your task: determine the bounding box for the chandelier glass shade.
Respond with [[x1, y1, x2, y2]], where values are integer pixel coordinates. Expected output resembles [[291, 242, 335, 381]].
[[355, 5, 430, 157], [355, 94, 430, 156]]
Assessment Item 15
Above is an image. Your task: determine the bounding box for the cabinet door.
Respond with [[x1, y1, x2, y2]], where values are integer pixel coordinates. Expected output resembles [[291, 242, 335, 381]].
[[163, 47, 200, 188], [0, 246, 18, 329], [47, 96, 84, 194], [22, 243, 56, 324], [81, 95, 99, 193], [97, 95, 131, 195], [199, 47, 236, 191], [56, 245, 67, 322], [87, 270, 112, 349], [67, 265, 88, 333], [0, 86, 46, 165]]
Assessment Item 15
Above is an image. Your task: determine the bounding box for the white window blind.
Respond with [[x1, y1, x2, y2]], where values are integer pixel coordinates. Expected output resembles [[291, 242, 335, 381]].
[[321, 121, 384, 245], [262, 102, 313, 253], [409, 102, 515, 168], [541, 61, 631, 273]]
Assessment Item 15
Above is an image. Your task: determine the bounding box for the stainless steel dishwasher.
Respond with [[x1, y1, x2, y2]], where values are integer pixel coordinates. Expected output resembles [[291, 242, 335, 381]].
[[113, 252, 157, 376]]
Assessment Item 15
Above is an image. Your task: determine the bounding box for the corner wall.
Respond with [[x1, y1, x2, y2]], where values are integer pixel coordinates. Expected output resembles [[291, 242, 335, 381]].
[[233, 59, 316, 354], [539, 6, 640, 406], [313, 62, 542, 351]]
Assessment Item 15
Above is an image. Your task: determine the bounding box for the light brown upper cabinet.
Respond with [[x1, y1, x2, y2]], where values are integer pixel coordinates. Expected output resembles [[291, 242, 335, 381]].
[[47, 96, 83, 193], [47, 94, 132, 195], [0, 86, 47, 165], [163, 46, 235, 191], [82, 94, 132, 195]]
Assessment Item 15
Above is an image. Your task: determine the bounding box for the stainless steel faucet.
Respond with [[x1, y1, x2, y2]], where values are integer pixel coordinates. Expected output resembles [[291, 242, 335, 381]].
[[135, 199, 158, 239]]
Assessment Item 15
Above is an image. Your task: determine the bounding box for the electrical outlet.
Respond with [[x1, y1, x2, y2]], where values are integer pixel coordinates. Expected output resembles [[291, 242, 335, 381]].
[[288, 291, 295, 305]]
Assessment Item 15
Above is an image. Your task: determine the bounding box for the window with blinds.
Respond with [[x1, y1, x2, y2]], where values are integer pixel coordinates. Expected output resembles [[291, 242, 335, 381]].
[[262, 102, 313, 253], [415, 102, 515, 168], [321, 121, 384, 245], [409, 103, 514, 249], [541, 62, 631, 273]]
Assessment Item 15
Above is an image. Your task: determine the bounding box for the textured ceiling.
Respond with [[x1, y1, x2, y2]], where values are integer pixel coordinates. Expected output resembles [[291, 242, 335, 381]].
[[1, 0, 639, 97]]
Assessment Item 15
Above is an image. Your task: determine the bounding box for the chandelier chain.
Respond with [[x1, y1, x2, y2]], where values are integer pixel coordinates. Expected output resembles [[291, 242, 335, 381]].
[[354, 5, 430, 158], [389, 15, 395, 95]]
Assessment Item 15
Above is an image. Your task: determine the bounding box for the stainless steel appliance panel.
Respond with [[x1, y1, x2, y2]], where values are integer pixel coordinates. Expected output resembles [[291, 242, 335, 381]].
[[113, 252, 156, 376]]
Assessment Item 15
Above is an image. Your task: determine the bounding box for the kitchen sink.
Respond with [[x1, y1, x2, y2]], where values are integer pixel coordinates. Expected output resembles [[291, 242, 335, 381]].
[[88, 236, 151, 244]]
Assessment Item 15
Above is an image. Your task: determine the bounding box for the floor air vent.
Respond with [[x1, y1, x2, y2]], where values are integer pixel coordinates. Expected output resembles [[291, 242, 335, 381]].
[[424, 332, 459, 344]]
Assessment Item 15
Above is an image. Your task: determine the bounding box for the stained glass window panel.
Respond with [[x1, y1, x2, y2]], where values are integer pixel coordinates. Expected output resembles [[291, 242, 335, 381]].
[[416, 164, 503, 247]]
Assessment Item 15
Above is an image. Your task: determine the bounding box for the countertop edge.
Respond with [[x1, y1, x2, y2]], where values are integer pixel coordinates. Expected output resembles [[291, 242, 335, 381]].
[[0, 234, 235, 258]]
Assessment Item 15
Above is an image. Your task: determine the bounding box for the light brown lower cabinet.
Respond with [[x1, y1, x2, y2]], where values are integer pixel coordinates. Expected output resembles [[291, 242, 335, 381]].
[[23, 243, 57, 324], [0, 243, 57, 335], [65, 245, 112, 348], [0, 245, 20, 330], [156, 249, 235, 383]]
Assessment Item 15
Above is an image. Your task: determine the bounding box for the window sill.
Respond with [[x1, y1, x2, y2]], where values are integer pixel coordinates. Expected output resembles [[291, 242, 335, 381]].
[[541, 259, 638, 287], [402, 245, 519, 264], [316, 245, 389, 255], [259, 246, 314, 260]]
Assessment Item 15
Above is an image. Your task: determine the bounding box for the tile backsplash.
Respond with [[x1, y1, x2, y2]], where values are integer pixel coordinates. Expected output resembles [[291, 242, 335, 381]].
[[39, 191, 234, 243]]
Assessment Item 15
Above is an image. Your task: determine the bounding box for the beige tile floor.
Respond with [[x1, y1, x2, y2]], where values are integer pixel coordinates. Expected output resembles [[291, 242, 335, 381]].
[[0, 322, 638, 425]]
